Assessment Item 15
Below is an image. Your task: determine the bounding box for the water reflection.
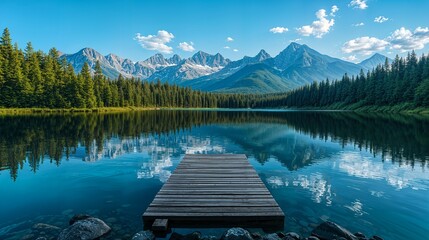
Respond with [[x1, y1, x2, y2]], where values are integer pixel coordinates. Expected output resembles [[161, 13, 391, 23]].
[[0, 111, 428, 180], [337, 151, 429, 190]]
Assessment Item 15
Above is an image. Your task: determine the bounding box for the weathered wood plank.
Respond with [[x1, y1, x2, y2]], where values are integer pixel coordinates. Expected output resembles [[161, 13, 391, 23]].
[[142, 154, 284, 230]]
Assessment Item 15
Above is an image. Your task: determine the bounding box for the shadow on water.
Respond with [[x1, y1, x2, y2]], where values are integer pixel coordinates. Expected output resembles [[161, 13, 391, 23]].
[[0, 110, 428, 180]]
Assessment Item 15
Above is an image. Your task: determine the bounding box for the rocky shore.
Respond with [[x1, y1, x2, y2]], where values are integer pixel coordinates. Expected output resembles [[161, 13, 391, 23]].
[[4, 214, 384, 240]]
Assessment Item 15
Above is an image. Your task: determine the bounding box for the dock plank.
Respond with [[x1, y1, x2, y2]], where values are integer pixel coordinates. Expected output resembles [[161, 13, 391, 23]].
[[142, 154, 284, 230]]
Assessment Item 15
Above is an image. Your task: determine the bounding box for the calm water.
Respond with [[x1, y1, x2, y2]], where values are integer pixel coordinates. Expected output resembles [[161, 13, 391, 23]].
[[0, 110, 428, 240]]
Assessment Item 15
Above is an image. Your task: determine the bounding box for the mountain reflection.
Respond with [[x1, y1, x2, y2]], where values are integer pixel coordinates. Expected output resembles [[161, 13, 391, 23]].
[[0, 110, 428, 180]]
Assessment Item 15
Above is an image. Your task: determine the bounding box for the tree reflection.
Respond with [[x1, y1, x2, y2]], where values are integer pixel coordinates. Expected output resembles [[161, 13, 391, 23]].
[[0, 111, 428, 180]]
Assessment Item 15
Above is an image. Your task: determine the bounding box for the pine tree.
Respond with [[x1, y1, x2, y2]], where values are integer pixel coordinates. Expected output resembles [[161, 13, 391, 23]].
[[81, 62, 96, 108], [93, 61, 104, 107], [24, 42, 43, 106]]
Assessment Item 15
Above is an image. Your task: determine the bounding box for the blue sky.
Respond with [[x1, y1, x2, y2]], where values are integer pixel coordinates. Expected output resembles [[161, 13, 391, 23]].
[[1, 0, 429, 62]]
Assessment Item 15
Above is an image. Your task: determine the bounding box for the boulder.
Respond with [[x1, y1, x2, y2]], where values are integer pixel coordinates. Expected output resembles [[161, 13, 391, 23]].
[[170, 231, 202, 240], [284, 232, 300, 240], [132, 230, 155, 240], [69, 214, 91, 225], [306, 237, 320, 240], [370, 236, 383, 240], [263, 233, 281, 240], [251, 232, 263, 240], [221, 228, 253, 240], [58, 217, 111, 240], [354, 232, 367, 240], [311, 221, 358, 240]]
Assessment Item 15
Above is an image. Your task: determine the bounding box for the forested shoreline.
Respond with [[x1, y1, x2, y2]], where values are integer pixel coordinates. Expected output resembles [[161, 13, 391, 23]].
[[0, 28, 428, 112]]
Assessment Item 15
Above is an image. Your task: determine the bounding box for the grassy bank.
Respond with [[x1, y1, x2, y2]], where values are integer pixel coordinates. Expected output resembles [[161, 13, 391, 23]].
[[285, 102, 429, 114], [0, 107, 157, 115], [1, 105, 428, 115]]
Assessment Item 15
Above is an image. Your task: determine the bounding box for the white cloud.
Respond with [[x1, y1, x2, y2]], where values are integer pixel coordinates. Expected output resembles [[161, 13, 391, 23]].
[[178, 41, 195, 52], [374, 16, 389, 23], [330, 5, 339, 16], [342, 36, 389, 55], [226, 37, 234, 42], [289, 38, 302, 42], [224, 46, 230, 49], [270, 27, 289, 34], [353, 22, 365, 27], [233, 49, 239, 52], [349, 0, 368, 10], [388, 27, 429, 52], [342, 26, 429, 55], [342, 55, 358, 62], [134, 30, 174, 54], [297, 8, 336, 38]]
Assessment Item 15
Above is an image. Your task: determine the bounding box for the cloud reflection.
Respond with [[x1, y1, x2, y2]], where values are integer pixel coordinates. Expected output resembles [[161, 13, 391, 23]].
[[337, 152, 429, 190], [267, 173, 333, 206]]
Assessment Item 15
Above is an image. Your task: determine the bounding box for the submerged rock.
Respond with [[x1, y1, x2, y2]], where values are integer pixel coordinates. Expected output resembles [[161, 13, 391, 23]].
[[221, 228, 253, 240], [370, 236, 383, 240], [251, 232, 263, 240], [311, 221, 358, 240], [132, 230, 155, 240], [69, 214, 91, 225], [306, 237, 319, 240], [284, 232, 301, 240], [170, 231, 202, 240], [354, 232, 367, 240], [58, 217, 111, 240], [262, 233, 281, 240]]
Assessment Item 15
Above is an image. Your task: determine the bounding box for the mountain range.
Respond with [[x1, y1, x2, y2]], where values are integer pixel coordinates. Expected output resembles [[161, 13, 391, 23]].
[[60, 43, 391, 93]]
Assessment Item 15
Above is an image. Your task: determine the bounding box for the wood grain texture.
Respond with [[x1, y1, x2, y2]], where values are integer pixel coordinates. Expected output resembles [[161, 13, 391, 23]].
[[142, 154, 284, 230]]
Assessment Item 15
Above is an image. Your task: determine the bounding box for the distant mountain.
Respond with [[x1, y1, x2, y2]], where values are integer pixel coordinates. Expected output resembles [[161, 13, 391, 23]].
[[147, 51, 230, 83], [206, 63, 291, 93], [267, 43, 364, 86], [61, 44, 390, 93], [191, 49, 272, 82], [359, 53, 391, 70], [61, 48, 179, 79]]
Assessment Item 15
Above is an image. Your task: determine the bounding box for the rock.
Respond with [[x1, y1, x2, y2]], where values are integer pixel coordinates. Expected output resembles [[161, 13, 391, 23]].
[[69, 214, 91, 225], [263, 233, 281, 240], [132, 230, 155, 240], [311, 221, 358, 240], [58, 217, 111, 240], [370, 236, 383, 240], [306, 237, 319, 240], [32, 223, 61, 231], [277, 232, 286, 238], [354, 232, 367, 240], [36, 237, 48, 240], [251, 232, 263, 240], [221, 228, 253, 240], [170, 231, 202, 240], [284, 232, 300, 240], [201, 236, 217, 240]]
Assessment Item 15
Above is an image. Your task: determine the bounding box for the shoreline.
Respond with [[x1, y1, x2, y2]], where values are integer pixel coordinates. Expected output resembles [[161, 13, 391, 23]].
[[0, 106, 428, 115]]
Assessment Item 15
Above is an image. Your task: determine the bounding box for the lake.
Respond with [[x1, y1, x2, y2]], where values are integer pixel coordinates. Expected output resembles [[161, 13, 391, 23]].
[[0, 110, 428, 240]]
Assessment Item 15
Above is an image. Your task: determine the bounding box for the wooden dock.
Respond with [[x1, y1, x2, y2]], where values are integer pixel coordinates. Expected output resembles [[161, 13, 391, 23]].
[[143, 154, 284, 230]]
